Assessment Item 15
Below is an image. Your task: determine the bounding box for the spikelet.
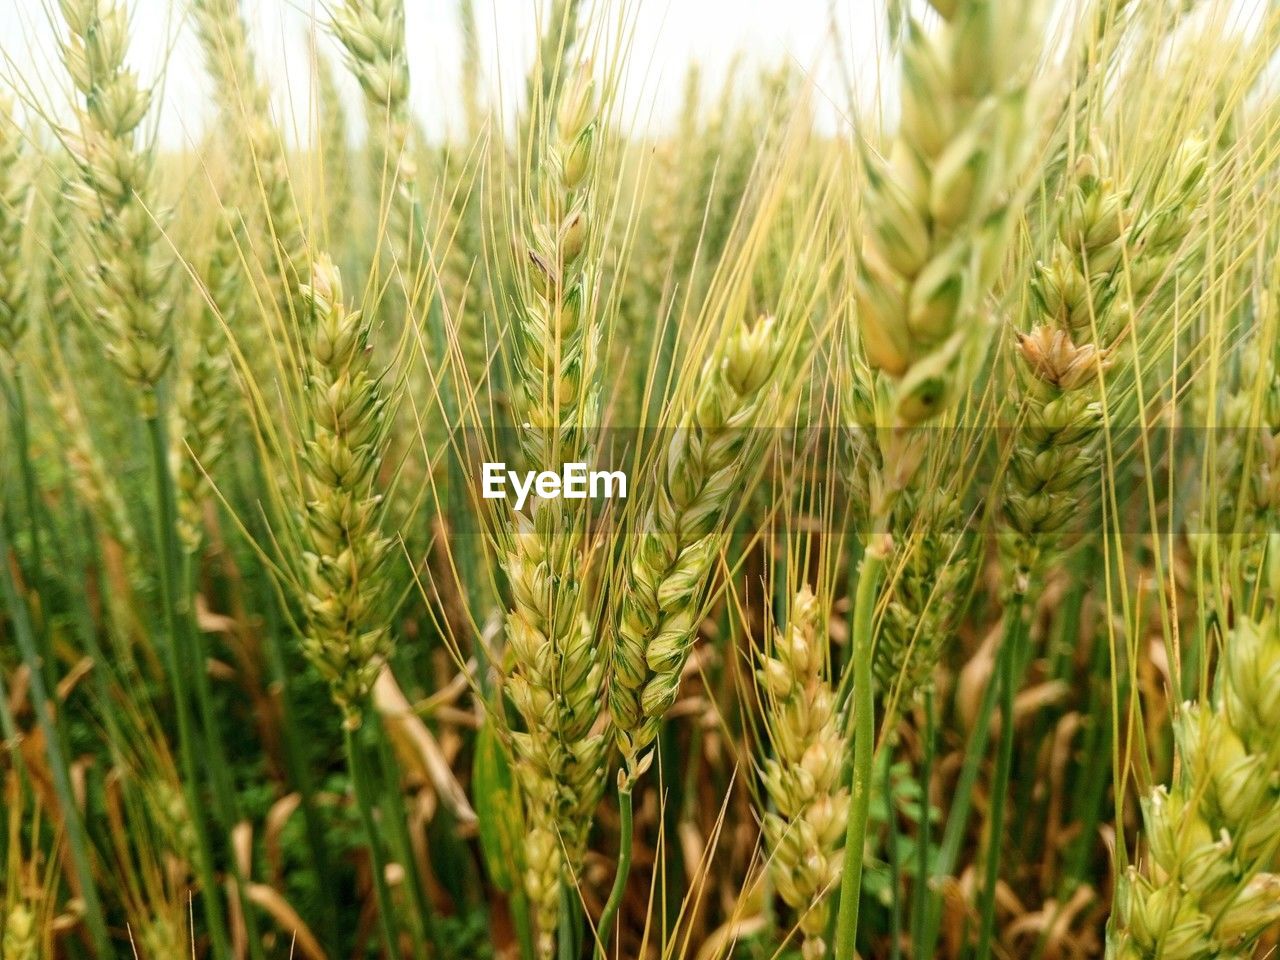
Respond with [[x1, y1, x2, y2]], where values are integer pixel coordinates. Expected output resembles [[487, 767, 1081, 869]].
[[1003, 139, 1208, 580], [609, 314, 782, 771], [500, 62, 606, 960], [1107, 611, 1280, 959], [0, 96, 30, 357], [59, 0, 174, 414], [174, 216, 242, 553], [758, 587, 850, 960], [296, 256, 394, 729], [855, 0, 1046, 433]]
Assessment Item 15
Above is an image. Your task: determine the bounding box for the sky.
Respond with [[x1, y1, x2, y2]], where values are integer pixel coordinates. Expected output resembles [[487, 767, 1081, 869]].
[[0, 0, 883, 147]]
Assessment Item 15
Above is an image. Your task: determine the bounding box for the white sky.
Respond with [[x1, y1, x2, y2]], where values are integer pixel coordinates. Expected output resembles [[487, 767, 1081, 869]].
[[0, 0, 883, 147]]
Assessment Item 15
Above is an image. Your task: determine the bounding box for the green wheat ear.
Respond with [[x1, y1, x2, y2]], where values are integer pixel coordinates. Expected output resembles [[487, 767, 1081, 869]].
[[1108, 609, 1280, 959], [1, 903, 37, 960], [60, 0, 175, 414], [498, 60, 607, 960], [0, 96, 30, 358], [1003, 137, 1208, 582], [609, 313, 783, 773], [856, 0, 1046, 432], [295, 255, 395, 729]]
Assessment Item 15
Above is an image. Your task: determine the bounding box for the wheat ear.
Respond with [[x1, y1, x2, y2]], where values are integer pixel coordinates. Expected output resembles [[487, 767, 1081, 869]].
[[609, 315, 783, 772], [500, 63, 607, 960], [0, 96, 30, 358], [331, 0, 420, 264], [1004, 138, 1208, 581], [313, 47, 353, 246], [174, 215, 243, 553], [1, 903, 36, 960], [856, 0, 1044, 440], [1209, 307, 1280, 587], [295, 256, 394, 729], [59, 0, 174, 414], [758, 586, 850, 960], [1108, 609, 1280, 959], [190, 0, 307, 295], [836, 2, 1048, 954]]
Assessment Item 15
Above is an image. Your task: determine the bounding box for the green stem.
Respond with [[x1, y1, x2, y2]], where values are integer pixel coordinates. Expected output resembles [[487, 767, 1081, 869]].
[[915, 649, 1001, 958], [374, 715, 434, 960], [833, 550, 885, 960], [344, 721, 401, 958], [884, 747, 903, 960], [910, 690, 935, 950], [5, 371, 62, 703], [146, 411, 232, 959], [559, 882, 577, 960], [596, 777, 634, 957], [974, 594, 1030, 960], [512, 890, 538, 960], [182, 553, 267, 960]]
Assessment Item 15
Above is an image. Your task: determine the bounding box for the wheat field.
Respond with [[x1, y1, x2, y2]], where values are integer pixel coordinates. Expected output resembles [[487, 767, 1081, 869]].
[[2, 0, 1280, 958]]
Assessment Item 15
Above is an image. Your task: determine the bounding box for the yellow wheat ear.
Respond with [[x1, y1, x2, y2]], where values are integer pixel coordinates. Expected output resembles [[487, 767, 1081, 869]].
[[757, 586, 849, 960]]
